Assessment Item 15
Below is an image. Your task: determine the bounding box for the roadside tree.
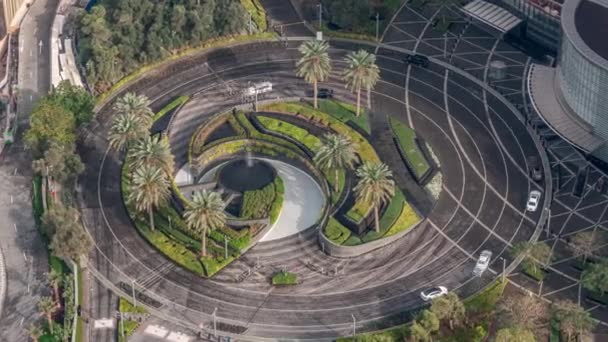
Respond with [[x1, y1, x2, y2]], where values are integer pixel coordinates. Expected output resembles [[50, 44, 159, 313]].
[[109, 113, 149, 151], [498, 294, 547, 330], [494, 327, 536, 342], [511, 241, 552, 278], [314, 133, 357, 193], [49, 80, 95, 126], [581, 260, 608, 296], [25, 100, 76, 156], [296, 40, 332, 109], [430, 292, 465, 330], [129, 135, 175, 175], [354, 162, 395, 232], [127, 165, 171, 231], [38, 296, 56, 333], [568, 231, 605, 264], [183, 190, 226, 257], [343, 49, 380, 116], [113, 92, 153, 127], [551, 300, 596, 342]]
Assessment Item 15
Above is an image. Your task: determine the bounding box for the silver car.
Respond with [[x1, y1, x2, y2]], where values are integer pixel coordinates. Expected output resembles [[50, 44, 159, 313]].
[[420, 286, 448, 301], [473, 250, 492, 276]]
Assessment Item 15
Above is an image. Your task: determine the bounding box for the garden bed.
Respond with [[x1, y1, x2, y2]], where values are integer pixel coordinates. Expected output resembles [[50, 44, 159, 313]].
[[389, 117, 431, 182], [271, 271, 298, 285]]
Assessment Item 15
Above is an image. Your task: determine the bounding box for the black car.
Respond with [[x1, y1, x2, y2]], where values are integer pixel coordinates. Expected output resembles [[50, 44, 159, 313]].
[[531, 167, 543, 182], [404, 54, 430, 68], [317, 88, 334, 98]]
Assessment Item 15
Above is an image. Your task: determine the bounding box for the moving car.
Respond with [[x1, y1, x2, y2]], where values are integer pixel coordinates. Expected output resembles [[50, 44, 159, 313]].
[[420, 286, 448, 301], [404, 53, 430, 68], [244, 81, 273, 97], [526, 190, 542, 212], [473, 250, 492, 276], [317, 88, 334, 98]]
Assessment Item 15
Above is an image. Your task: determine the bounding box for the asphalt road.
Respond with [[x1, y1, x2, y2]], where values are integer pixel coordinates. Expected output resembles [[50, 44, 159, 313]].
[[77, 36, 545, 339], [0, 0, 56, 339]]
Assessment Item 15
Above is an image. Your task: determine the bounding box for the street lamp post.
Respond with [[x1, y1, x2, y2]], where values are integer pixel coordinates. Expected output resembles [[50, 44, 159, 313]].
[[501, 257, 506, 283], [131, 279, 137, 308], [351, 314, 356, 336], [375, 13, 380, 42], [317, 3, 323, 28], [212, 307, 218, 337]]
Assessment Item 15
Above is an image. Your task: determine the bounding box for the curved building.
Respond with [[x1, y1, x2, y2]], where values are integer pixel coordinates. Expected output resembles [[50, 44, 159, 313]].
[[528, 0, 608, 160], [559, 0, 608, 134]]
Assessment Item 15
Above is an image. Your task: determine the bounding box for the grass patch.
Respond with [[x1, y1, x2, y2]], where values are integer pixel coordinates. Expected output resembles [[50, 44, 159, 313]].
[[256, 115, 321, 152], [152, 96, 189, 122], [271, 271, 298, 285], [201, 255, 235, 277], [240, 0, 267, 31], [316, 99, 370, 134], [336, 324, 410, 341], [385, 203, 419, 237], [343, 235, 362, 246], [465, 279, 507, 315], [389, 117, 430, 180], [118, 319, 139, 342], [241, 176, 283, 220], [324, 217, 352, 245], [119, 297, 147, 314]]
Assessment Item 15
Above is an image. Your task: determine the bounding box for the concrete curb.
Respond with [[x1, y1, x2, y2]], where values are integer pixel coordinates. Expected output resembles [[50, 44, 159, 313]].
[[0, 246, 6, 319]]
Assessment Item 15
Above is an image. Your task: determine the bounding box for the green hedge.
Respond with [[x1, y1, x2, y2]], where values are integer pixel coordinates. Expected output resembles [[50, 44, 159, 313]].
[[316, 100, 370, 134], [241, 177, 278, 219], [389, 117, 430, 180], [269, 176, 284, 224], [271, 271, 298, 285], [257, 115, 321, 152], [152, 96, 189, 122], [201, 255, 234, 277], [119, 298, 146, 314], [384, 203, 419, 237], [324, 217, 351, 245]]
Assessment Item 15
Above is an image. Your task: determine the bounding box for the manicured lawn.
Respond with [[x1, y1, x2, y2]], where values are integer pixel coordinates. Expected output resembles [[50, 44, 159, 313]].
[[389, 117, 430, 180], [465, 279, 507, 315], [360, 190, 420, 243], [271, 271, 298, 285], [385, 203, 419, 237], [118, 319, 139, 342], [316, 100, 371, 134], [324, 217, 352, 245], [257, 115, 321, 152]]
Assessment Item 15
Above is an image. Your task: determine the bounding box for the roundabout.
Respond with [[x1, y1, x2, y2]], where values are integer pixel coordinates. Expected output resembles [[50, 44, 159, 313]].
[[79, 37, 548, 340]]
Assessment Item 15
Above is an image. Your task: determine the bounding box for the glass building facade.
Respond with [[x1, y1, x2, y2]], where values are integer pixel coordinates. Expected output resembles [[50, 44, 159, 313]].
[[498, 0, 562, 51], [558, 0, 608, 140]]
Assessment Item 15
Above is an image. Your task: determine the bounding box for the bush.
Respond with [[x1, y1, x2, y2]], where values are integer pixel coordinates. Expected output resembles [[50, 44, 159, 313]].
[[324, 218, 351, 245], [389, 117, 430, 180], [240, 0, 267, 31], [241, 180, 277, 219], [152, 95, 189, 122], [201, 255, 234, 277], [271, 271, 298, 285], [257, 115, 321, 152], [269, 177, 285, 224], [464, 279, 507, 315], [316, 99, 370, 134], [119, 298, 146, 314]]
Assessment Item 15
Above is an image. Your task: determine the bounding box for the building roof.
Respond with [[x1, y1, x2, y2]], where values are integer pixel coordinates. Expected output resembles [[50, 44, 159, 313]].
[[575, 0, 608, 60], [462, 0, 522, 33], [528, 64, 605, 153], [562, 0, 608, 70]]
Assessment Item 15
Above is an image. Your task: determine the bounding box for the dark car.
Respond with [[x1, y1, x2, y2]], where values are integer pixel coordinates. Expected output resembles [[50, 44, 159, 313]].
[[317, 88, 334, 98], [531, 167, 543, 182], [404, 54, 430, 68]]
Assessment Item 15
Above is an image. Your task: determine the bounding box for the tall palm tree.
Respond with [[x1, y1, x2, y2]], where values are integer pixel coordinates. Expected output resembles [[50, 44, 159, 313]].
[[38, 296, 56, 333], [313, 133, 358, 193], [113, 92, 153, 126], [129, 135, 175, 175], [109, 113, 148, 151], [296, 40, 332, 109], [343, 49, 380, 116], [354, 162, 395, 232], [127, 165, 171, 231], [183, 190, 226, 257]]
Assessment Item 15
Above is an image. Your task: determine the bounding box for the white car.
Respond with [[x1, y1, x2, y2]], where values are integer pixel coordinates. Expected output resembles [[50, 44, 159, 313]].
[[420, 286, 448, 301], [526, 190, 542, 212], [244, 81, 273, 97], [473, 250, 492, 276]]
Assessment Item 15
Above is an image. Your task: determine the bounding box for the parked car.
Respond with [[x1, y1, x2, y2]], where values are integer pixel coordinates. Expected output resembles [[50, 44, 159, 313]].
[[473, 250, 492, 276], [420, 286, 448, 301], [317, 88, 334, 98], [404, 53, 430, 67], [531, 167, 543, 182], [526, 190, 542, 212]]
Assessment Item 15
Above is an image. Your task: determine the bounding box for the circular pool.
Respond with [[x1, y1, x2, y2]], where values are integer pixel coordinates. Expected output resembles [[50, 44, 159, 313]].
[[218, 158, 275, 192]]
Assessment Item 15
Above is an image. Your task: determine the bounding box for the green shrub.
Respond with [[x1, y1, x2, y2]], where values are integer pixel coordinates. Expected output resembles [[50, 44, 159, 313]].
[[271, 271, 298, 285], [241, 180, 277, 219], [152, 95, 189, 122], [316, 100, 370, 134], [465, 279, 507, 315], [240, 0, 267, 31], [343, 235, 362, 246], [324, 217, 351, 245], [201, 255, 234, 277], [389, 116, 430, 180], [118, 319, 139, 342], [385, 203, 420, 237], [257, 115, 321, 153]]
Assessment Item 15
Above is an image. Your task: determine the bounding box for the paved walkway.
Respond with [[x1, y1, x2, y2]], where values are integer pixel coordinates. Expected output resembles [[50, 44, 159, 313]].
[[259, 159, 325, 242]]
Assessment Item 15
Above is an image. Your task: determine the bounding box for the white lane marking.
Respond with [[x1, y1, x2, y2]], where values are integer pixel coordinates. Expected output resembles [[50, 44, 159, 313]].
[[93, 318, 114, 329], [144, 324, 168, 338]]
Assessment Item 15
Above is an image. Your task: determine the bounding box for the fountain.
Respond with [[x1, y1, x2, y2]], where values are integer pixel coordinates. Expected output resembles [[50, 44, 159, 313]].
[[217, 157, 275, 192]]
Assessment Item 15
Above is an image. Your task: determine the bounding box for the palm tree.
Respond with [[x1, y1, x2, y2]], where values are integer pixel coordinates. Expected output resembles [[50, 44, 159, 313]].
[[28, 324, 43, 342], [113, 92, 153, 126], [109, 113, 148, 151], [129, 135, 175, 175], [38, 296, 56, 333], [183, 190, 226, 257], [127, 165, 171, 231], [342, 49, 380, 116], [354, 162, 395, 232], [313, 133, 358, 193], [296, 40, 332, 109], [46, 270, 63, 303]]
